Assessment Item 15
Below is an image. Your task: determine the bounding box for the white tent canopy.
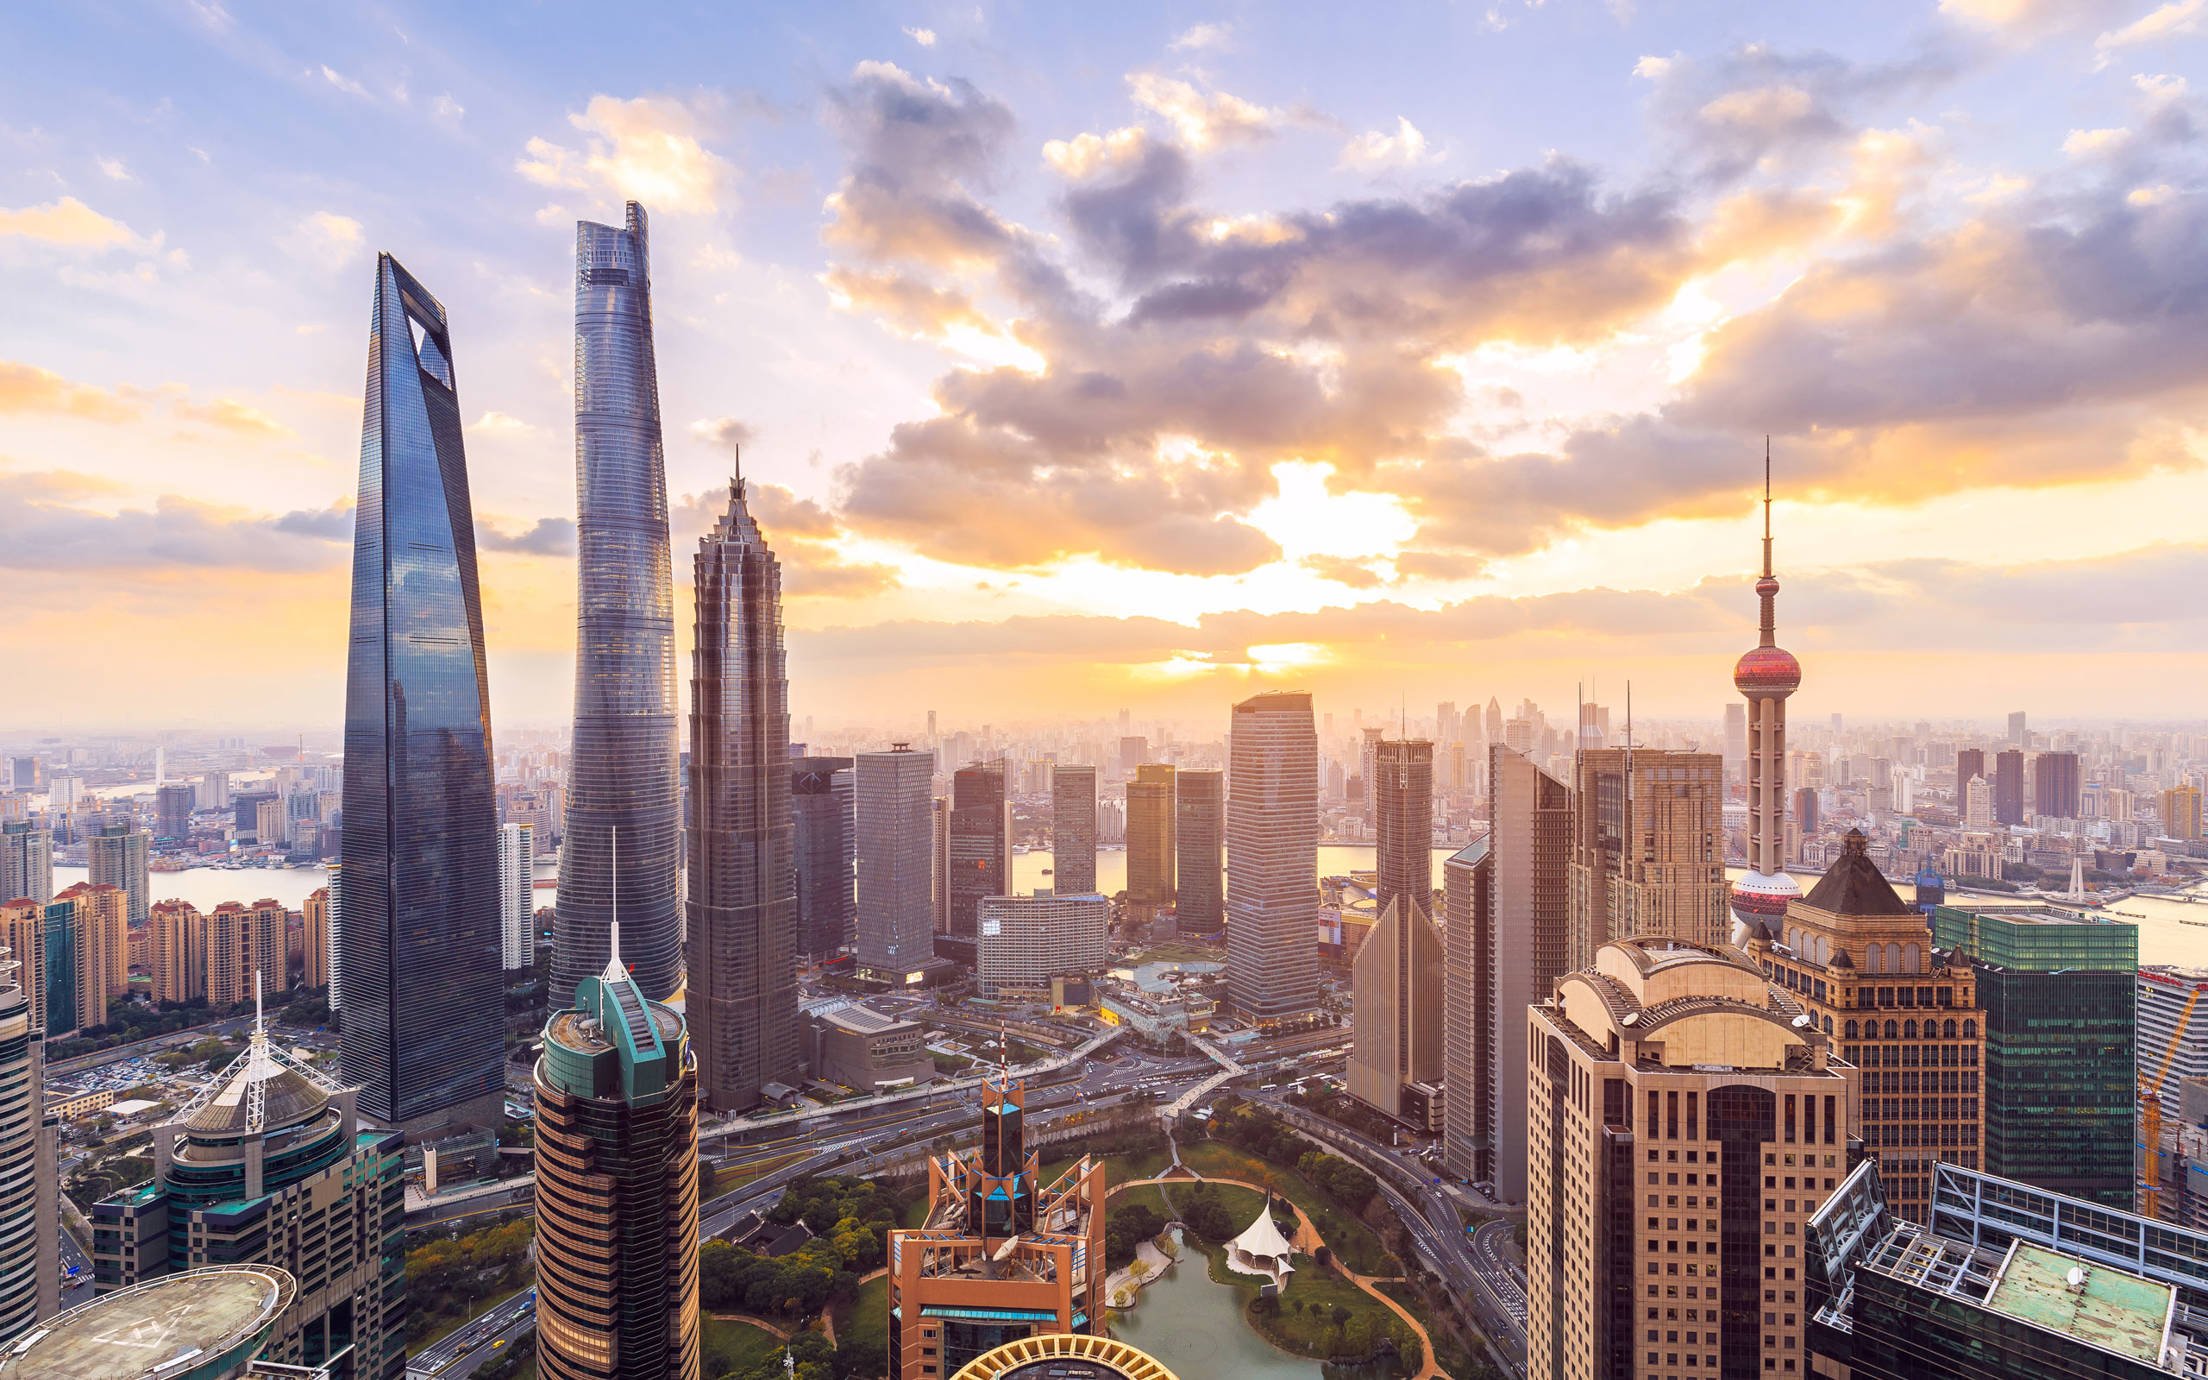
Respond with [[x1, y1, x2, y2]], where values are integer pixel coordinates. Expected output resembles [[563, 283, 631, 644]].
[[1224, 1200, 1298, 1291]]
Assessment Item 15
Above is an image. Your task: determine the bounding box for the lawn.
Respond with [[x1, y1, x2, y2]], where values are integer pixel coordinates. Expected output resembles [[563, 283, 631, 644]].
[[1176, 1141, 1392, 1276], [1036, 1143, 1178, 1192], [832, 1273, 891, 1362], [700, 1316, 785, 1377]]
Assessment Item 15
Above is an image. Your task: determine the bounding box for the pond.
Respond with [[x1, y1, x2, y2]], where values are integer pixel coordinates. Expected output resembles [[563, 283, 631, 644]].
[[1113, 1233, 1324, 1379]]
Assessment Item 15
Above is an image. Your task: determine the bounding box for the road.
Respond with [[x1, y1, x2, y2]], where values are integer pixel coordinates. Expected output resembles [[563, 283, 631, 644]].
[[406, 1288, 535, 1379]]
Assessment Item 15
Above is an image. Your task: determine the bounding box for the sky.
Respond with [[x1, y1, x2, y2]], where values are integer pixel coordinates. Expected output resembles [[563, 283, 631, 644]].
[[1, 0, 2205, 737]]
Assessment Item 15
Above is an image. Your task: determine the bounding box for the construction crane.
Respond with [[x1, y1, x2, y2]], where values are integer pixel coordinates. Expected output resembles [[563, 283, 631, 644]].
[[2141, 983, 2204, 1219]]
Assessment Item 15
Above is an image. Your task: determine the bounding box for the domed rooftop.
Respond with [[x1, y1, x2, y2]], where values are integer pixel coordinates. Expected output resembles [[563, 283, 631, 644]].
[[1733, 644, 1802, 696], [176, 987, 339, 1137]]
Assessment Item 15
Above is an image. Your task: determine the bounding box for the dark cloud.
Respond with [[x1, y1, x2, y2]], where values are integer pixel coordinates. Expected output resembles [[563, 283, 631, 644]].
[[476, 517, 576, 556], [822, 61, 1022, 268], [271, 503, 354, 541], [0, 475, 345, 572], [1639, 43, 1958, 183]]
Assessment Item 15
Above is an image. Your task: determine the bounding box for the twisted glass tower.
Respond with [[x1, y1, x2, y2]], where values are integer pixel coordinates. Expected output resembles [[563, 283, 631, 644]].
[[557, 203, 683, 1002], [686, 462, 799, 1111], [338, 254, 507, 1129]]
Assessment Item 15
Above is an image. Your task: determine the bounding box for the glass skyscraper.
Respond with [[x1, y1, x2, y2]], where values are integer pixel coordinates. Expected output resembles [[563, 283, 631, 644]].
[[557, 201, 683, 1002], [337, 253, 507, 1130], [792, 756, 856, 959], [686, 467, 800, 1112], [1225, 691, 1321, 1031]]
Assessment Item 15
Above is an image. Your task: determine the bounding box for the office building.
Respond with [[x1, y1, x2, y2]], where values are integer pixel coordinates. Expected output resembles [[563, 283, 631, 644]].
[[2009, 709, 2029, 746], [1743, 830, 1983, 1221], [1955, 747, 1987, 799], [1808, 1159, 2208, 1378], [687, 467, 800, 1112], [1126, 764, 1176, 912], [1225, 692, 1322, 1031], [1731, 451, 1804, 935], [301, 888, 330, 990], [885, 1080, 1104, 1378], [1526, 937, 1856, 1380], [793, 756, 856, 959], [1570, 748, 1729, 953], [91, 1004, 407, 1380], [532, 941, 700, 1380], [149, 900, 208, 1007], [976, 893, 1108, 999], [1173, 769, 1223, 936], [498, 821, 535, 971], [1932, 905, 2136, 1205], [206, 901, 287, 1011], [197, 770, 231, 812], [1482, 746, 1574, 1202], [2030, 749, 2081, 820], [0, 824, 48, 910], [337, 252, 507, 1131], [1722, 702, 1747, 790], [0, 1265, 298, 1380], [54, 882, 125, 1029], [86, 823, 148, 929], [557, 201, 683, 1004], [946, 762, 1011, 942], [0, 944, 56, 1346], [858, 746, 937, 982], [1351, 740, 1443, 1128], [1993, 748, 2026, 826], [1440, 837, 1493, 1183], [1051, 765, 1097, 895], [807, 1003, 934, 1091], [1118, 736, 1147, 775], [2165, 786, 2204, 842], [154, 782, 194, 844]]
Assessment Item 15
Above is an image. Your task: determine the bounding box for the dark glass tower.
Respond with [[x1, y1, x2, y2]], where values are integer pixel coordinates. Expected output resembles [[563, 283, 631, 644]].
[[686, 464, 799, 1112], [337, 254, 506, 1130], [791, 756, 855, 959], [557, 202, 682, 1002]]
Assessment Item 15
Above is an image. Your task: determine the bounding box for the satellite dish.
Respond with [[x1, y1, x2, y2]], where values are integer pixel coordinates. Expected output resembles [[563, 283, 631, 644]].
[[1620, 1012, 1639, 1027], [1792, 1014, 1812, 1029]]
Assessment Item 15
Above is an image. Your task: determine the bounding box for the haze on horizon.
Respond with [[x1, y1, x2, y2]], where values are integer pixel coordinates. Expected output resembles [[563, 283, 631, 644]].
[[2, 0, 2205, 734]]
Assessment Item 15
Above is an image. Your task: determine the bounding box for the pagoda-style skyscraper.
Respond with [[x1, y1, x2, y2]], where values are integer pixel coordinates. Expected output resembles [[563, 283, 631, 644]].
[[1730, 442, 1804, 937], [685, 458, 800, 1111], [558, 201, 683, 1002]]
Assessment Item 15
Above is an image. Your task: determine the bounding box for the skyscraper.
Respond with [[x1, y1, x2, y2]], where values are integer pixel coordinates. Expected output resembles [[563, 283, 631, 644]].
[[1526, 937, 1855, 1380], [1483, 745, 1573, 1202], [1440, 836, 1493, 1183], [1730, 447, 1804, 937], [557, 201, 682, 1003], [499, 821, 535, 971], [1722, 701, 1747, 790], [206, 900, 286, 1009], [0, 944, 54, 1347], [1050, 765, 1097, 895], [93, 1005, 408, 1380], [686, 468, 800, 1112], [302, 887, 330, 989], [1993, 747, 2026, 825], [1225, 692, 1321, 1031], [86, 822, 148, 928], [1173, 768, 1224, 935], [532, 940, 700, 1380], [54, 881, 124, 1028], [148, 899, 206, 1006], [946, 761, 1011, 941], [154, 782, 194, 844], [793, 756, 857, 959], [1954, 747, 1986, 798], [857, 746, 936, 982], [1351, 739, 1443, 1127], [337, 253, 506, 1131], [2034, 749, 2081, 819], [1126, 763, 1176, 909], [2008, 709, 2028, 746], [2165, 785, 2204, 841], [1569, 748, 1729, 952], [0, 824, 47, 910]]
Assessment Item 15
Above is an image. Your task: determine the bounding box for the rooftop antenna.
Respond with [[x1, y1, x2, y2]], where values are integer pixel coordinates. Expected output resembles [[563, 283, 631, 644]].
[[599, 827, 624, 1028]]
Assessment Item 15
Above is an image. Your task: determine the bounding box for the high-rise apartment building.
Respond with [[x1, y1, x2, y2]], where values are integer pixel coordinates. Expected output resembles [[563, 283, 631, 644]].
[[1570, 748, 1729, 954], [793, 756, 856, 959], [2008, 709, 2028, 746], [946, 761, 1011, 941], [1351, 739, 1443, 1128], [886, 1080, 1104, 1378], [148, 899, 207, 1006], [1440, 836, 1493, 1183], [207, 901, 287, 1010], [558, 201, 683, 1004], [1126, 764, 1176, 909], [1954, 747, 1986, 799], [86, 822, 148, 928], [0, 948, 55, 1347], [687, 468, 800, 1112], [1731, 451, 1804, 935], [0, 824, 48, 910], [1743, 830, 1983, 1221], [1484, 745, 1573, 1202], [154, 782, 194, 844], [54, 882, 125, 1027], [2034, 749, 2081, 819], [1993, 747, 2026, 825], [1050, 765, 1097, 895], [301, 887, 330, 989], [2164, 785, 2204, 842], [91, 1008, 408, 1380], [857, 746, 936, 982], [1173, 768, 1224, 935], [337, 252, 506, 1131], [1225, 692, 1321, 1031], [498, 821, 535, 971], [1526, 937, 1857, 1380], [976, 892, 1108, 999], [1932, 905, 2136, 1205], [0, 904, 48, 1037], [532, 945, 700, 1380]]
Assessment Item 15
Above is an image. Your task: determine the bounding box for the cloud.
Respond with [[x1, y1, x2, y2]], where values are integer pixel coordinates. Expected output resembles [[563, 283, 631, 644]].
[[433, 93, 465, 123], [2095, 0, 2205, 67], [96, 156, 131, 182], [689, 416, 757, 453], [821, 61, 1020, 267], [0, 361, 142, 421], [518, 93, 732, 214], [2063, 125, 2133, 156], [318, 64, 370, 99], [176, 397, 291, 438], [284, 210, 363, 266], [1940, 0, 2119, 34], [1338, 117, 1441, 171], [0, 196, 150, 250], [0, 475, 348, 572], [1638, 42, 1956, 181], [903, 25, 937, 46], [1127, 73, 1284, 151], [473, 410, 539, 436], [1170, 22, 1233, 51], [477, 517, 575, 555]]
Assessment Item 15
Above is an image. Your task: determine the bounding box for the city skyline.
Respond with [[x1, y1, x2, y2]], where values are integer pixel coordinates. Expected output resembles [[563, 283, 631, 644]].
[[6, 3, 2208, 730]]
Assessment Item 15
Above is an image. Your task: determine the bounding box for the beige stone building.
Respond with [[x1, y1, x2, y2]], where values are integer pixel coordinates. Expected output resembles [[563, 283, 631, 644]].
[[1528, 936, 1857, 1380], [207, 900, 288, 1008], [55, 881, 127, 1028], [1569, 749, 1731, 953], [149, 899, 207, 1006]]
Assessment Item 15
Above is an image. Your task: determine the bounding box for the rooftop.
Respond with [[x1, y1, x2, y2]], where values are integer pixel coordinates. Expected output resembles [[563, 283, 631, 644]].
[[1799, 830, 1917, 919], [1982, 1243, 2176, 1368], [0, 1264, 293, 1379]]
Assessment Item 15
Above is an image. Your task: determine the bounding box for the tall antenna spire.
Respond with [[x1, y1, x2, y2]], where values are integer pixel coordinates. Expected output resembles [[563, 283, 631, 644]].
[[601, 826, 626, 991], [1756, 437, 1780, 649]]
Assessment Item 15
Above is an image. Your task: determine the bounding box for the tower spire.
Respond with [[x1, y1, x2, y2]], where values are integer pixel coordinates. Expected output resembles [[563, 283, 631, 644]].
[[602, 826, 626, 987], [1756, 436, 1780, 649]]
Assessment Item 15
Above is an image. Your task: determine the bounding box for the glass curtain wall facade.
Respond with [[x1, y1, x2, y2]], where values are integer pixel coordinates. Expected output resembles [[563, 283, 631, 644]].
[[684, 470, 799, 1112], [0, 965, 56, 1346], [337, 253, 507, 1129], [1051, 765, 1097, 896], [1224, 692, 1321, 1030], [1173, 769, 1224, 935], [856, 748, 936, 980], [557, 202, 683, 1002], [792, 757, 856, 959]]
